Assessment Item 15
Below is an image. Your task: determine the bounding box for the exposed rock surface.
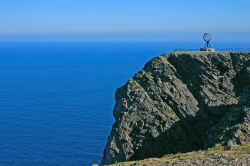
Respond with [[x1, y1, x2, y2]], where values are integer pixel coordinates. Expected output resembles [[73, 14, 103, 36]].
[[102, 52, 250, 165]]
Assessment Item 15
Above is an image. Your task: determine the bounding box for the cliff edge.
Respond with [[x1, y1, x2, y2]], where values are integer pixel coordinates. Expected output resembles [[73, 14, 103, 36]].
[[102, 52, 250, 165]]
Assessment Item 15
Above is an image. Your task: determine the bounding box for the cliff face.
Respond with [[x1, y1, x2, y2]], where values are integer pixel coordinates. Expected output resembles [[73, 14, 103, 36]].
[[102, 52, 250, 165]]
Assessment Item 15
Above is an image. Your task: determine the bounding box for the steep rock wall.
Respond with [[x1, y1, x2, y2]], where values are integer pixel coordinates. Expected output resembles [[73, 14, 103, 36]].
[[102, 52, 250, 165]]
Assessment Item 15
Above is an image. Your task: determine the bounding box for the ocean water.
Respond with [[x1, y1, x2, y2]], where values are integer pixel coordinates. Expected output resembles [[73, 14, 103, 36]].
[[0, 41, 249, 166]]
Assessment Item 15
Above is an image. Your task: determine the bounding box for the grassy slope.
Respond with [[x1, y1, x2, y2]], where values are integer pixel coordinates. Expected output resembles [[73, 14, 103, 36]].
[[110, 142, 250, 166]]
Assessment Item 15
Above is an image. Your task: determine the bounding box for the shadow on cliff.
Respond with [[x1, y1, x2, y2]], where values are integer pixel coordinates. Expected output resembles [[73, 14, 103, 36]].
[[130, 103, 246, 161]]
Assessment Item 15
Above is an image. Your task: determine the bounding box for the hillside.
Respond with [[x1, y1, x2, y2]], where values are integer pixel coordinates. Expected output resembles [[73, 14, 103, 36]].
[[110, 141, 250, 166]]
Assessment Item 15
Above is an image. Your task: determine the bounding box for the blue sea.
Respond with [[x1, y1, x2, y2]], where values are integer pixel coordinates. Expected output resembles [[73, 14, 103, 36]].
[[0, 41, 249, 166]]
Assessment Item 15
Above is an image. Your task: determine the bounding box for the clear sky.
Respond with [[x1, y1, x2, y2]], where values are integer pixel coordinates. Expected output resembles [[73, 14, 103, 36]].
[[0, 0, 250, 41]]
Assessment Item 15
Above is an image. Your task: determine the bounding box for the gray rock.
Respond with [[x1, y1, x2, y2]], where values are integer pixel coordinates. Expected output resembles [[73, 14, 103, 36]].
[[102, 52, 250, 165]]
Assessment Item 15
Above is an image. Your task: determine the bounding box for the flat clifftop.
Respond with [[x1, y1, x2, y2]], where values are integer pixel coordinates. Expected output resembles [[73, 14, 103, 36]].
[[102, 52, 250, 165]]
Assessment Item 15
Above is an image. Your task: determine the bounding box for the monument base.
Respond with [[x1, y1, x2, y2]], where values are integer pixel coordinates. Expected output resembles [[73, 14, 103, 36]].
[[200, 48, 216, 52]]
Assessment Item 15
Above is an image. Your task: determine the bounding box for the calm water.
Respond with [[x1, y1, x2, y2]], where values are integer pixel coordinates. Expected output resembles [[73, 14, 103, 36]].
[[0, 41, 249, 166]]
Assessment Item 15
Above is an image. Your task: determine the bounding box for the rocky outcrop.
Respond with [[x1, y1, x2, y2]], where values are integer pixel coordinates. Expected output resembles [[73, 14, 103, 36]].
[[102, 52, 250, 165]]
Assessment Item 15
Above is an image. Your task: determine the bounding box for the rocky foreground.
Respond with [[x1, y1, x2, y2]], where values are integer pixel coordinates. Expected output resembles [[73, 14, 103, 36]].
[[109, 142, 250, 166], [102, 52, 250, 165]]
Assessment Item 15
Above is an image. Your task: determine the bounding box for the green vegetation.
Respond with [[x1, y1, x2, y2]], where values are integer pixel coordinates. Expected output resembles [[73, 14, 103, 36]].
[[109, 142, 250, 166]]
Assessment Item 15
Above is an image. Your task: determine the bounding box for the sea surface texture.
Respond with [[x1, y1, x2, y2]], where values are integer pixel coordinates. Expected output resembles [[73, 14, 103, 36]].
[[0, 41, 249, 166]]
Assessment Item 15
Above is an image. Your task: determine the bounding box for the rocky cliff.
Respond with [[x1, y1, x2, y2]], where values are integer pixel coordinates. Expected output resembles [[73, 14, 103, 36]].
[[102, 52, 250, 165]]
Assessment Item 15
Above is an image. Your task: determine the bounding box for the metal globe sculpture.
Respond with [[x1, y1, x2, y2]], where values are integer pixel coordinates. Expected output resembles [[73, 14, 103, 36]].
[[203, 33, 212, 48], [200, 33, 215, 52]]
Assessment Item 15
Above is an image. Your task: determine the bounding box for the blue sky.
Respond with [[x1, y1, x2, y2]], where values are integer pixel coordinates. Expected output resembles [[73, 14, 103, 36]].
[[0, 0, 250, 41]]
